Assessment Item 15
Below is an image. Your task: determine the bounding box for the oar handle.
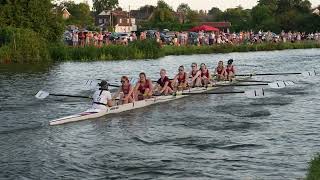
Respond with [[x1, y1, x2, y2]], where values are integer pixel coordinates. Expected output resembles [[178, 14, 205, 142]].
[[108, 84, 120, 88], [178, 91, 245, 95], [50, 93, 92, 99], [215, 83, 267, 87], [237, 72, 301, 76]]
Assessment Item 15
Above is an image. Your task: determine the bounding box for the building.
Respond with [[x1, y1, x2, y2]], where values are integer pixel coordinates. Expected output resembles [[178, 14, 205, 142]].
[[95, 10, 137, 32], [200, 22, 232, 33], [61, 7, 71, 20], [313, 8, 320, 15], [130, 6, 154, 24]]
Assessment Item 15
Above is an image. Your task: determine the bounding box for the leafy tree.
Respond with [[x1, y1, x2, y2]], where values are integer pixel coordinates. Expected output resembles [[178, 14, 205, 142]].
[[177, 3, 191, 23], [59, 1, 93, 27], [151, 0, 175, 22], [93, 0, 119, 14], [208, 7, 222, 21], [0, 0, 64, 42], [251, 5, 279, 31], [220, 6, 252, 31], [186, 10, 200, 24]]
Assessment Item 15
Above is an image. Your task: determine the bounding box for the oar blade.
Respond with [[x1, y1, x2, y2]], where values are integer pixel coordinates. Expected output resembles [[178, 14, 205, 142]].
[[245, 89, 265, 98], [85, 79, 99, 89], [35, 90, 50, 99], [130, 78, 138, 85], [268, 81, 287, 89], [284, 81, 295, 86], [302, 70, 317, 77]]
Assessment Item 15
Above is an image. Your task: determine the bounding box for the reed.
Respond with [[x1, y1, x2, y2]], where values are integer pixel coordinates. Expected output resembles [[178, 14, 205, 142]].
[[0, 27, 50, 63], [306, 153, 320, 180]]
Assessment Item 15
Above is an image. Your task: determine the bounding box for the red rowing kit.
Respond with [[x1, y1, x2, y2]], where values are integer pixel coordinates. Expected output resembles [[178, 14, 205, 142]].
[[157, 76, 172, 89], [177, 72, 187, 84], [217, 67, 224, 75], [201, 69, 210, 78], [138, 80, 151, 94], [226, 65, 235, 74], [122, 84, 133, 97]]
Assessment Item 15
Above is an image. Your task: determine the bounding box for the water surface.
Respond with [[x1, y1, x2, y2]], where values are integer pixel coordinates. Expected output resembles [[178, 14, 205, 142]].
[[0, 49, 320, 179]]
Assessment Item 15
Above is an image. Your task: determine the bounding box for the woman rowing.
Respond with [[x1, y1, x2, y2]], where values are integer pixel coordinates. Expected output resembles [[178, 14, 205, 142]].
[[134, 72, 153, 100], [172, 65, 188, 91], [113, 76, 134, 104], [155, 69, 173, 95], [215, 60, 226, 81], [199, 63, 212, 87], [188, 63, 202, 87], [225, 59, 236, 81]]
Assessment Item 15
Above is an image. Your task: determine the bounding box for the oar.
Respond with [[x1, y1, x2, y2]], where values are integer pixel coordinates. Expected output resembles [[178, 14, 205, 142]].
[[237, 79, 271, 83], [213, 81, 294, 89], [173, 89, 266, 98], [237, 70, 317, 77], [86, 80, 120, 88], [35, 90, 92, 100]]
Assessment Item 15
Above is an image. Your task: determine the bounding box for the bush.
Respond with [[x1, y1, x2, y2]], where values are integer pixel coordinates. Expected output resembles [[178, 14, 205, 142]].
[[49, 39, 163, 61], [0, 27, 50, 63], [306, 153, 320, 180]]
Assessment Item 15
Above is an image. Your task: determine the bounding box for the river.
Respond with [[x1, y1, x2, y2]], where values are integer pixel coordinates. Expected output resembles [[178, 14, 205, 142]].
[[0, 49, 320, 179]]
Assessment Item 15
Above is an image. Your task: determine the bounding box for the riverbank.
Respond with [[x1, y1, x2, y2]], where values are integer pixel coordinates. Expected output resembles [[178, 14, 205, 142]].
[[50, 41, 320, 62], [1, 39, 320, 63], [306, 153, 320, 180]]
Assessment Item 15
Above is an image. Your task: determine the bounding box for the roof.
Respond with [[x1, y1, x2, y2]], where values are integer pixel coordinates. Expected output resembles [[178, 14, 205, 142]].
[[61, 7, 71, 16], [313, 8, 320, 15], [201, 22, 231, 28], [97, 10, 129, 18]]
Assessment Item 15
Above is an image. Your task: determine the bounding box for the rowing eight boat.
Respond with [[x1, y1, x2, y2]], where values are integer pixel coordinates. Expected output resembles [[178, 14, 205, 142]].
[[49, 76, 251, 126]]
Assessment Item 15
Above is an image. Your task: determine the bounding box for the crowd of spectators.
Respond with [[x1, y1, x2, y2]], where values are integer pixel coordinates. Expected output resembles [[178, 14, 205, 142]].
[[65, 29, 320, 47]]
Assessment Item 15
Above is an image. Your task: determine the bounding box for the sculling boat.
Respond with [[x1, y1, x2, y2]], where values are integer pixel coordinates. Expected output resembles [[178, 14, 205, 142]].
[[49, 76, 251, 126]]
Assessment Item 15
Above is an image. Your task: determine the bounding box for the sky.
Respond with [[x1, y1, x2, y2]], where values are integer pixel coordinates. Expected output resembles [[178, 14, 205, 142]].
[[77, 0, 320, 11]]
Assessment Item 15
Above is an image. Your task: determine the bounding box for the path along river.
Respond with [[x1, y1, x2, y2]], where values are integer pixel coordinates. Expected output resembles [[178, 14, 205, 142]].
[[0, 49, 320, 179]]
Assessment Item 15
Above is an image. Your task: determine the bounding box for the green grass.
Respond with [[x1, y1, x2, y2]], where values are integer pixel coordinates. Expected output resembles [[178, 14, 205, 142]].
[[49, 39, 162, 61], [162, 41, 320, 57], [306, 153, 320, 180], [1, 34, 320, 63]]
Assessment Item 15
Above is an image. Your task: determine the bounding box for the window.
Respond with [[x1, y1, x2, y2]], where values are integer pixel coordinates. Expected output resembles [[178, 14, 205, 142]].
[[119, 18, 122, 23], [99, 18, 103, 24], [127, 19, 129, 24]]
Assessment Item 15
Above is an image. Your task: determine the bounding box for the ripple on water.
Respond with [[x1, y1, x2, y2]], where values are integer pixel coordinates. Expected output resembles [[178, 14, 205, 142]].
[[250, 96, 294, 106], [1, 49, 320, 179]]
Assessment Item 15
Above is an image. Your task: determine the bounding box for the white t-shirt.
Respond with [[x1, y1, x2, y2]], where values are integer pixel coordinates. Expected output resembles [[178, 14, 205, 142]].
[[92, 90, 112, 110]]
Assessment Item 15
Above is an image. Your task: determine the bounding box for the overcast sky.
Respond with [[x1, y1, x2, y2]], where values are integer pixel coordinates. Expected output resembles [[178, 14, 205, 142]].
[[77, 0, 320, 11]]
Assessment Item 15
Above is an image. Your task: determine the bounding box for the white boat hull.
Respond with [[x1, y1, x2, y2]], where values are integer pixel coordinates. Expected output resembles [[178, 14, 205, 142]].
[[49, 77, 250, 126]]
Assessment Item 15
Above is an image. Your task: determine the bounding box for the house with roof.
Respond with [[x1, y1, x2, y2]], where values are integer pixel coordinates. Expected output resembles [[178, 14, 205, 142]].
[[130, 5, 154, 26], [95, 10, 137, 32], [313, 8, 320, 15], [62, 7, 71, 20]]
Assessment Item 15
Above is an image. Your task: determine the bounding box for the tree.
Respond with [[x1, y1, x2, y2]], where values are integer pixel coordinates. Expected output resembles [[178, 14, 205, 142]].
[[220, 6, 252, 31], [186, 10, 200, 23], [60, 1, 94, 27], [0, 0, 64, 42], [177, 3, 191, 23], [208, 7, 222, 21], [93, 0, 119, 14], [151, 0, 175, 22], [251, 5, 278, 31]]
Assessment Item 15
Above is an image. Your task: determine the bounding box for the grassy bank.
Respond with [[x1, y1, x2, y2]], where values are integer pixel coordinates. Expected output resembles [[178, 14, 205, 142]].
[[50, 41, 320, 62], [1, 33, 320, 63], [162, 41, 320, 56], [306, 153, 320, 180], [49, 40, 162, 61]]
